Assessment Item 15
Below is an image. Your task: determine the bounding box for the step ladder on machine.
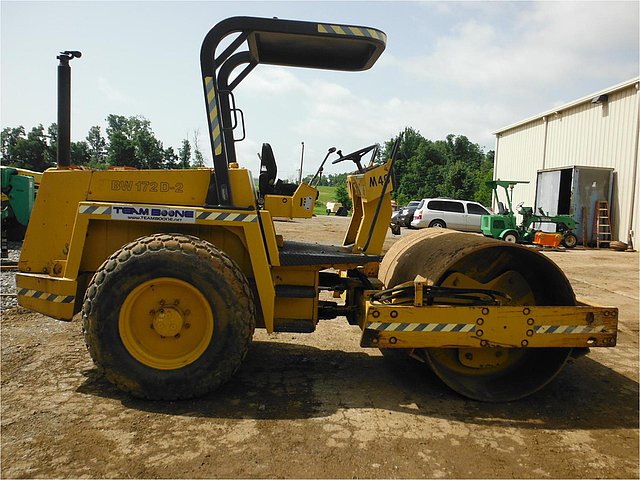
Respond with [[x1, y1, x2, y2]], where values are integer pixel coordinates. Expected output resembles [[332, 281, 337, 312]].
[[593, 200, 612, 248]]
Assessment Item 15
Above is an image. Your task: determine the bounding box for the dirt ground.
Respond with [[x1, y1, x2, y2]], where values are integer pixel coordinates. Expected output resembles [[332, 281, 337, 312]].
[[2, 216, 638, 479]]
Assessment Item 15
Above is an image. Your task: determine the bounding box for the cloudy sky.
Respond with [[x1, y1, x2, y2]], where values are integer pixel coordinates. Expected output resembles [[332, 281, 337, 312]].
[[2, 1, 638, 179]]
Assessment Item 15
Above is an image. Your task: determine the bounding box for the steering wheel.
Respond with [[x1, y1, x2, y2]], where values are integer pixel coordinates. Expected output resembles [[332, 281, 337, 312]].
[[331, 144, 377, 173]]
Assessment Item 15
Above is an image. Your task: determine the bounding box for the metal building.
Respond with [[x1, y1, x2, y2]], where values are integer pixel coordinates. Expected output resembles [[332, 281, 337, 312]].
[[493, 77, 639, 248]]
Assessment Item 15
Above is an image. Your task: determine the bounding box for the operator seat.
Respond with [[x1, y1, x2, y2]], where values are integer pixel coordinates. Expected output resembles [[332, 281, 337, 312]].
[[258, 143, 298, 198]]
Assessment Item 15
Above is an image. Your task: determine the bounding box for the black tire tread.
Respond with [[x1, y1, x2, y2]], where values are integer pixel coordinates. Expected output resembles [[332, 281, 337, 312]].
[[82, 233, 256, 400]]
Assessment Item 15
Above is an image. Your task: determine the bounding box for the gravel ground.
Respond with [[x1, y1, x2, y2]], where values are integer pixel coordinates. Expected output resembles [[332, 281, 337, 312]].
[[0, 240, 21, 310]]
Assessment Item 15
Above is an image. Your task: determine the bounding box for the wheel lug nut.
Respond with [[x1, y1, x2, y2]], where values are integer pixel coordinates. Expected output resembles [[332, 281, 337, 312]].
[[184, 323, 191, 329], [184, 309, 191, 316], [174, 299, 180, 305], [175, 333, 181, 338]]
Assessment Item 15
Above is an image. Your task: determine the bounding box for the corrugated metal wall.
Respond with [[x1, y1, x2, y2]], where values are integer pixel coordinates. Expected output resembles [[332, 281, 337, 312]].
[[494, 80, 639, 246]]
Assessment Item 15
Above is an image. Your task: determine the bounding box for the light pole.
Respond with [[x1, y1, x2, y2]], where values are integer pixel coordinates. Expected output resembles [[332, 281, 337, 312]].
[[298, 141, 305, 184]]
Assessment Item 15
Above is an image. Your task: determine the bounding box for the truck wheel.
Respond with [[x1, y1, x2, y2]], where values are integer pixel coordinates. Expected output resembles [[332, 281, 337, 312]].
[[562, 232, 578, 248], [503, 232, 518, 243], [82, 233, 256, 400]]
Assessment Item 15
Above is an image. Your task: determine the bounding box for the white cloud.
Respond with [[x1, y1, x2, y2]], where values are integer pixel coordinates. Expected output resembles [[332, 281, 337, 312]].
[[97, 77, 130, 104], [403, 2, 638, 92]]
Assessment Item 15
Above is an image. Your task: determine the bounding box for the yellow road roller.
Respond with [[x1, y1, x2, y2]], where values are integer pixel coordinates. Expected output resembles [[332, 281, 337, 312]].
[[16, 17, 618, 402]]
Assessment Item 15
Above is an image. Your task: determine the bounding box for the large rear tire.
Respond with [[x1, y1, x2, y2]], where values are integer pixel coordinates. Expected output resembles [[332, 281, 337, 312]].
[[379, 228, 573, 401], [82, 233, 256, 400]]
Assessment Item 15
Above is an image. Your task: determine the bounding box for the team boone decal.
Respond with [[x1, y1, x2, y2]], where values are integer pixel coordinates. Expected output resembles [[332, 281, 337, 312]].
[[112, 205, 196, 223]]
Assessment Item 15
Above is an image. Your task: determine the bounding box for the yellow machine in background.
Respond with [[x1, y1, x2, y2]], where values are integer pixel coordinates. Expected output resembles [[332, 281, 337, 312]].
[[17, 17, 618, 402]]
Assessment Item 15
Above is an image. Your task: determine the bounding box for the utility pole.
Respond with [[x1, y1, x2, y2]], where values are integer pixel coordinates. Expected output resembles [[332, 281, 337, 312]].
[[298, 141, 305, 184]]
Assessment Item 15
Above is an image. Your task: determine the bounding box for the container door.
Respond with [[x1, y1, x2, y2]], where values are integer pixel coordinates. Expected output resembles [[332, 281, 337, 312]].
[[535, 169, 564, 232]]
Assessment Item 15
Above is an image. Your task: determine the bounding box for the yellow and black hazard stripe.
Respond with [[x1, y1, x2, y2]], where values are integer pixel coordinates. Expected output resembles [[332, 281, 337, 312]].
[[196, 212, 258, 222], [17, 288, 75, 304], [77, 204, 258, 224], [366, 322, 476, 333], [79, 205, 112, 215], [204, 76, 222, 156], [317, 23, 387, 42], [534, 325, 607, 334]]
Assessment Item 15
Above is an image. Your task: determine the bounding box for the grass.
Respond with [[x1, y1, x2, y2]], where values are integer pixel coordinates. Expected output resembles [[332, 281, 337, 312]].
[[314, 186, 337, 215]]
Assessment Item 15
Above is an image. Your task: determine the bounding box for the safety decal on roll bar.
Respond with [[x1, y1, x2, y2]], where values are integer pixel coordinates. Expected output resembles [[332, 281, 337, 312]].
[[317, 24, 387, 42], [205, 76, 222, 156]]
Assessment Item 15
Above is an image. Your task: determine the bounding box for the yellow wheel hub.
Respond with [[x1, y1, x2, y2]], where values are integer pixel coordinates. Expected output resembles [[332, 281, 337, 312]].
[[119, 277, 214, 370], [153, 307, 184, 337]]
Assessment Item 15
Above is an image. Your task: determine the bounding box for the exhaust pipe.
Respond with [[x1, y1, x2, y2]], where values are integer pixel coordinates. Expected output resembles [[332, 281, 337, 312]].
[[56, 50, 81, 168]]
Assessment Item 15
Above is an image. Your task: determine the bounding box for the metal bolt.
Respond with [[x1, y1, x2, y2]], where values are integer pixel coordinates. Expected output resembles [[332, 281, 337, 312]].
[[390, 310, 398, 319], [175, 333, 181, 338], [372, 310, 380, 318], [476, 329, 484, 337], [482, 308, 489, 315], [465, 352, 473, 360], [526, 329, 534, 337], [522, 307, 531, 315], [389, 337, 397, 344], [521, 340, 529, 347], [527, 318, 534, 325], [476, 318, 484, 325], [184, 309, 191, 316], [184, 323, 191, 329], [174, 299, 180, 305]]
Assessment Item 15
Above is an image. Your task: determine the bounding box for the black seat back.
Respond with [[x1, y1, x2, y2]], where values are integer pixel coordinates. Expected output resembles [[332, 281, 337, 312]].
[[259, 143, 277, 197]]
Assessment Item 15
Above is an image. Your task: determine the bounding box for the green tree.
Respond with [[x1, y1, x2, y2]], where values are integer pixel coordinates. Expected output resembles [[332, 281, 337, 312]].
[[379, 129, 493, 207], [163, 146, 179, 169], [6, 124, 55, 171], [191, 130, 205, 168], [105, 115, 165, 169], [70, 140, 91, 166], [1, 126, 26, 164], [334, 184, 352, 210], [86, 125, 107, 167], [178, 139, 191, 169]]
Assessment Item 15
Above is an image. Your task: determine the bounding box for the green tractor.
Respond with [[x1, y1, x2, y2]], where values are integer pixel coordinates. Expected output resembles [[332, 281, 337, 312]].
[[481, 180, 578, 248], [1, 166, 40, 248]]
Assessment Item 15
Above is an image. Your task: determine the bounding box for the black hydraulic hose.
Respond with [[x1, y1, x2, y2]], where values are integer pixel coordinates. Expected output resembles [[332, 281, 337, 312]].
[[362, 134, 402, 252]]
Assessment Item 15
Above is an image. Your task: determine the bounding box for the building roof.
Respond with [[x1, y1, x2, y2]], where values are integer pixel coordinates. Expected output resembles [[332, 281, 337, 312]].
[[494, 77, 639, 135]]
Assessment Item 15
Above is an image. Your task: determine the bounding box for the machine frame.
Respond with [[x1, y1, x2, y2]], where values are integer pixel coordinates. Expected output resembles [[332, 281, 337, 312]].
[[15, 17, 617, 402]]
